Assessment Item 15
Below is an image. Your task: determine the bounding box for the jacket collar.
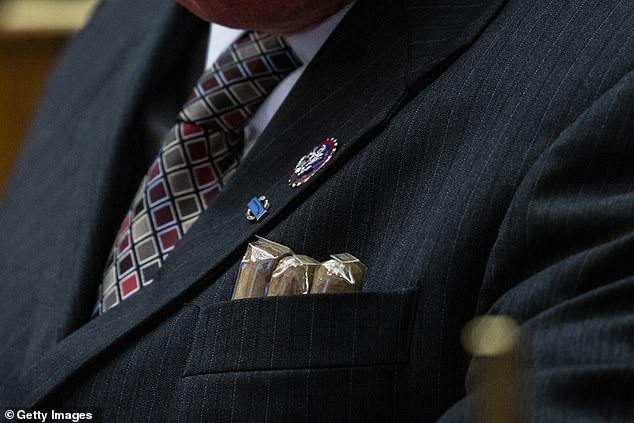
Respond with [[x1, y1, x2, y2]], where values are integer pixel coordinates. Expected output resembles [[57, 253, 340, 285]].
[[15, 0, 509, 406]]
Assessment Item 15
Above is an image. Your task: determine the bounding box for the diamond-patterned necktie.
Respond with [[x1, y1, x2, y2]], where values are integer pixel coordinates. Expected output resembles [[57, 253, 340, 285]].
[[97, 32, 301, 315]]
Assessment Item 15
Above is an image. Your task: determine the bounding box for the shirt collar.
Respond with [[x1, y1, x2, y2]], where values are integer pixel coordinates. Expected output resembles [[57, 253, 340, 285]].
[[205, 2, 354, 70]]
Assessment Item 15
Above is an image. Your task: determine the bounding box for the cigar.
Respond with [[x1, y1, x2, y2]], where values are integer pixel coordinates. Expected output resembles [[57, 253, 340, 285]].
[[310, 253, 366, 294], [267, 254, 320, 297], [232, 237, 292, 300]]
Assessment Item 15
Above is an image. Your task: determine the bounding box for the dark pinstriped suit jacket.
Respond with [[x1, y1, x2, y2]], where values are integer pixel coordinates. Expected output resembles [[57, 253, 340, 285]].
[[1, 0, 633, 421]]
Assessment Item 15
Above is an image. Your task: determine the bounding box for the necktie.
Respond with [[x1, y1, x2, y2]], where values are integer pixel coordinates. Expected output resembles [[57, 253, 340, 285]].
[[97, 32, 301, 315]]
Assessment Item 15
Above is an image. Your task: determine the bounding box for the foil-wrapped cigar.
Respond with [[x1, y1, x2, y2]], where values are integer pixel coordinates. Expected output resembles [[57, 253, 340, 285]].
[[232, 236, 292, 300], [267, 254, 320, 297], [310, 253, 366, 294]]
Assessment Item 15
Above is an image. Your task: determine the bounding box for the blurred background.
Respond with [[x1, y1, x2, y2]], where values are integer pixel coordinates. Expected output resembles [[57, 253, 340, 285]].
[[0, 0, 98, 197]]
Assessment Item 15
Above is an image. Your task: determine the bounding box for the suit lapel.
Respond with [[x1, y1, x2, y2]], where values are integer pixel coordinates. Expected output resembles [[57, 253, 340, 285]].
[[19, 0, 510, 406], [19, 0, 207, 341], [57, 3, 206, 332], [6, 0, 205, 403]]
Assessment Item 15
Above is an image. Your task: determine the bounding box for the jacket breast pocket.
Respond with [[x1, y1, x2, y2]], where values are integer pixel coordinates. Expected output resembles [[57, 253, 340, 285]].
[[181, 287, 419, 377]]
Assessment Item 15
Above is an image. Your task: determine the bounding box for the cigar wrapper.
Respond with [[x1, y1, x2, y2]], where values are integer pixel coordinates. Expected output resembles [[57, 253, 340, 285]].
[[232, 237, 292, 300], [310, 253, 366, 294], [267, 254, 320, 297]]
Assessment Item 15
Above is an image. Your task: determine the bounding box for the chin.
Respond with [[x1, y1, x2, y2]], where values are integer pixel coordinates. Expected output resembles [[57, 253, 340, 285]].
[[176, 0, 351, 34]]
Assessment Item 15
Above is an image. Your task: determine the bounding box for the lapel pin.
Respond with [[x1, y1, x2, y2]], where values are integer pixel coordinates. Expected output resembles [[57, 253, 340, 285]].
[[289, 138, 338, 188], [246, 196, 271, 222]]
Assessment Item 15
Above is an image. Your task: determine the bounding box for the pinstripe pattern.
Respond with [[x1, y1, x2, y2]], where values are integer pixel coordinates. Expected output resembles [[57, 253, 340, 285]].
[[2, 0, 634, 421]]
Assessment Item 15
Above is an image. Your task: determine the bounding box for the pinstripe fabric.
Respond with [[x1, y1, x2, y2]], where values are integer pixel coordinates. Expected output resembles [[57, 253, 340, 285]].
[[2, 0, 634, 421]]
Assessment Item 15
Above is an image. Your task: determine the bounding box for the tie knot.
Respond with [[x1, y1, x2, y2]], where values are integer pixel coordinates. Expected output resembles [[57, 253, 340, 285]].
[[179, 32, 302, 132]]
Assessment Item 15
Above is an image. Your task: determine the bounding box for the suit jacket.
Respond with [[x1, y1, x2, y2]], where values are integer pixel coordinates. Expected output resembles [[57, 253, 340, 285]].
[[1, 0, 633, 421]]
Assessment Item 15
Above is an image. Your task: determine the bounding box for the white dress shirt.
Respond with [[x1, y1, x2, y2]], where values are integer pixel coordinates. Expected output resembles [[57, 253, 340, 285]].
[[204, 3, 353, 155]]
